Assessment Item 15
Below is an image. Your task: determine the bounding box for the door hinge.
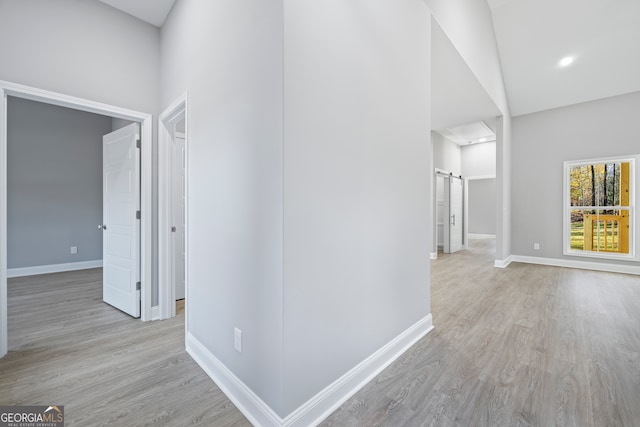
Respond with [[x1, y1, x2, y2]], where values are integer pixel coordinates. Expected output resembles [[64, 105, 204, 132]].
[[136, 281, 141, 291], [136, 139, 141, 149], [136, 210, 141, 220]]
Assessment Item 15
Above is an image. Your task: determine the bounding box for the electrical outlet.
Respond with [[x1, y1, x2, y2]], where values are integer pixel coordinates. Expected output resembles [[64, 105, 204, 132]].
[[533, 243, 540, 250], [234, 327, 242, 353], [70, 246, 78, 254]]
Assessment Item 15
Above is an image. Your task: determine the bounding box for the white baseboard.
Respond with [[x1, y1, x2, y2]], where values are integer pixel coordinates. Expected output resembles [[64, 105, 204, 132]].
[[186, 314, 434, 427], [283, 314, 433, 426], [510, 255, 640, 275], [186, 333, 285, 427], [7, 260, 102, 278], [430, 252, 438, 260], [494, 256, 513, 268], [468, 234, 496, 239]]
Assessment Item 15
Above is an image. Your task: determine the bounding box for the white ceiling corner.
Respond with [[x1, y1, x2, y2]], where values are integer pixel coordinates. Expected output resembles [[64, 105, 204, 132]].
[[98, 0, 176, 27]]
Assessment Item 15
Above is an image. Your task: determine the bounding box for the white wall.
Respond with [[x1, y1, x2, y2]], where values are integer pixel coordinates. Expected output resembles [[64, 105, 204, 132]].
[[282, 0, 431, 414], [425, 0, 512, 261], [512, 91, 640, 265], [161, 0, 285, 414], [162, 0, 432, 420], [424, 0, 509, 115], [0, 0, 160, 113], [462, 141, 496, 177], [433, 131, 461, 175]]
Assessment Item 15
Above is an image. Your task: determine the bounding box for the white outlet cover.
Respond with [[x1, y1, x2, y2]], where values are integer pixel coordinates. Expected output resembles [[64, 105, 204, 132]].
[[70, 246, 78, 254]]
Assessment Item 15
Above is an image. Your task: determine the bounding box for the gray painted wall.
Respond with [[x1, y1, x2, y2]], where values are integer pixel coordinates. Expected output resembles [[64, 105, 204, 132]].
[[468, 179, 497, 235], [7, 97, 112, 269], [512, 91, 640, 264], [111, 118, 135, 132]]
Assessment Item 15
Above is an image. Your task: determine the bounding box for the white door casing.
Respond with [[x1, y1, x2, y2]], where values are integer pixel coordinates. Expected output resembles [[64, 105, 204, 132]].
[[173, 132, 186, 301], [102, 123, 141, 317]]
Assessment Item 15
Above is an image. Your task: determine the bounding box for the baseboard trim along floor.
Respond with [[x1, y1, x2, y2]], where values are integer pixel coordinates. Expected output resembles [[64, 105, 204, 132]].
[[510, 255, 640, 275], [186, 314, 434, 427], [7, 260, 103, 278]]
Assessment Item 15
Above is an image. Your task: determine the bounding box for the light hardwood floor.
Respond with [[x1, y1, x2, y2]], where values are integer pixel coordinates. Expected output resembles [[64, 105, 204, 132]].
[[2, 240, 639, 426], [323, 238, 640, 426], [1, 269, 251, 426]]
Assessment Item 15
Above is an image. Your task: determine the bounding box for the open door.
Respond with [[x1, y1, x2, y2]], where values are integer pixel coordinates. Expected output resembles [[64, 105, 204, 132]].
[[172, 132, 186, 301], [444, 175, 464, 253], [102, 123, 141, 317]]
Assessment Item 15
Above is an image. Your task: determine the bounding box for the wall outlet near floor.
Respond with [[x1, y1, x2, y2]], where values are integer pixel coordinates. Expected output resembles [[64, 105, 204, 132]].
[[70, 246, 78, 254], [234, 327, 242, 353], [533, 243, 540, 250]]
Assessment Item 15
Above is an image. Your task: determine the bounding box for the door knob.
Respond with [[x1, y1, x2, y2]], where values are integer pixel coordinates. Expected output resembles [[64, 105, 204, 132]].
[[98, 224, 107, 231], [171, 226, 177, 232]]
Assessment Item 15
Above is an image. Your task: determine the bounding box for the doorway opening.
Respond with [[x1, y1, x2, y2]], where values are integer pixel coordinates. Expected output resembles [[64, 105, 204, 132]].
[[435, 170, 465, 254], [158, 94, 188, 323], [0, 80, 153, 358]]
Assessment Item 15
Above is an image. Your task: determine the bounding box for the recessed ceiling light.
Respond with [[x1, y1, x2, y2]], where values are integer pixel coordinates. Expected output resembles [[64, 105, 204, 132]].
[[478, 137, 488, 143], [559, 56, 574, 67]]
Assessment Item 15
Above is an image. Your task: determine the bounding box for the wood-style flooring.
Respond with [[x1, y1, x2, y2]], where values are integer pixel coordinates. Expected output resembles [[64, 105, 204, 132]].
[[323, 238, 640, 426], [2, 239, 640, 426], [0, 269, 250, 426]]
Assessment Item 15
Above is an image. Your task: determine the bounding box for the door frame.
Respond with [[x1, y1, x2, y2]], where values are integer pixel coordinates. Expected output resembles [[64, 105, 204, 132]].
[[158, 93, 188, 321], [0, 80, 154, 357]]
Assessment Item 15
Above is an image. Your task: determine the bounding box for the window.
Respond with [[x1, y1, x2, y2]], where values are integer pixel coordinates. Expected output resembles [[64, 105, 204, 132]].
[[564, 156, 637, 260]]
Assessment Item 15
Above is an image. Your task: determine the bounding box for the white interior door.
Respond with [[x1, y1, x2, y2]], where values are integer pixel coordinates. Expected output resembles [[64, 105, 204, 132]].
[[172, 132, 186, 301], [448, 176, 464, 253], [102, 123, 141, 317]]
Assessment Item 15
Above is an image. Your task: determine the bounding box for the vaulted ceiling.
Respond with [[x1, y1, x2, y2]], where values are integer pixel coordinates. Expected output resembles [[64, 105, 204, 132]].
[[98, 0, 640, 121], [488, 0, 640, 116]]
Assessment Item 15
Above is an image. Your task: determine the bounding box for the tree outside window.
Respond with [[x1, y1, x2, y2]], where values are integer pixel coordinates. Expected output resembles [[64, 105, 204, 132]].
[[564, 157, 636, 260]]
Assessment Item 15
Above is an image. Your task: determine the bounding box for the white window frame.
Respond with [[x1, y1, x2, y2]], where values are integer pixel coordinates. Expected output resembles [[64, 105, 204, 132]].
[[563, 155, 639, 261]]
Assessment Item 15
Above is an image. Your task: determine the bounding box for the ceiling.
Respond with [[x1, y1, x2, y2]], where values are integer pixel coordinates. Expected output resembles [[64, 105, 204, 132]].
[[431, 20, 501, 140], [439, 121, 496, 146], [98, 0, 176, 27], [95, 0, 636, 125], [488, 0, 640, 116]]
